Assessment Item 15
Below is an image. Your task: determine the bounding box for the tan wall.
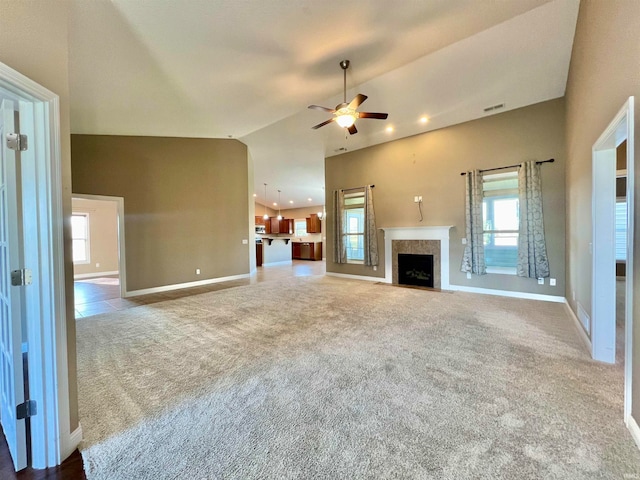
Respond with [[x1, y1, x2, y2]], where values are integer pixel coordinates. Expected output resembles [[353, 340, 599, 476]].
[[565, 0, 640, 418], [0, 1, 78, 432], [72, 198, 119, 277], [326, 98, 566, 296], [71, 135, 249, 291]]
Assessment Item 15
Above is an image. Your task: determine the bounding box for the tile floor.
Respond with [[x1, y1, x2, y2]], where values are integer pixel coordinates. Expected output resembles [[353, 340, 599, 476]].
[[74, 260, 326, 319]]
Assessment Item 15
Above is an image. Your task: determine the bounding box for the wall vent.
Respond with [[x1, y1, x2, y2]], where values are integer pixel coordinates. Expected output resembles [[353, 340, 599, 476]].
[[483, 103, 505, 113], [577, 302, 591, 335]]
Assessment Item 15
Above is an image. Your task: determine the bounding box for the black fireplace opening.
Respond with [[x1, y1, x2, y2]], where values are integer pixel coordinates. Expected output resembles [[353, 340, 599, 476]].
[[398, 253, 434, 288]]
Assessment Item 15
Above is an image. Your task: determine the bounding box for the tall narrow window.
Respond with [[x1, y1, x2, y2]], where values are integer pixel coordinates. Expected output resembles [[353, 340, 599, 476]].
[[344, 191, 365, 263], [482, 171, 519, 274], [616, 198, 627, 262], [294, 219, 307, 237], [72, 213, 90, 264]]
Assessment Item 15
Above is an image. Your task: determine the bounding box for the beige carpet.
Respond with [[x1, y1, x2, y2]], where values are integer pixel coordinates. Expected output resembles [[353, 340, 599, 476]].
[[76, 275, 640, 479]]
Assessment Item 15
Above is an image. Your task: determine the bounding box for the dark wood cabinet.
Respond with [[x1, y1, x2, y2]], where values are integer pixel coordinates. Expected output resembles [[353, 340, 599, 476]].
[[306, 213, 321, 233], [292, 241, 322, 261], [255, 216, 265, 226], [256, 242, 263, 267], [264, 217, 294, 234]]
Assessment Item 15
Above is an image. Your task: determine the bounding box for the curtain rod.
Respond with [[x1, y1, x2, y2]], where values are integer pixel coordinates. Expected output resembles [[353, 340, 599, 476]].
[[341, 185, 375, 192], [460, 159, 554, 176]]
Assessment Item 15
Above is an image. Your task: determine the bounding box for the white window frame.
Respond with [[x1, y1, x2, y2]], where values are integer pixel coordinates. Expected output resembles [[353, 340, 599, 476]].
[[343, 190, 365, 264], [482, 171, 519, 275], [72, 212, 90, 265], [294, 219, 307, 237]]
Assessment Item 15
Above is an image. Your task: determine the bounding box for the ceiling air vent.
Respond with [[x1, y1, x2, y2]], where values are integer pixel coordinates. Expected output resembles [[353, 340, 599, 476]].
[[483, 103, 505, 113], [335, 147, 348, 153]]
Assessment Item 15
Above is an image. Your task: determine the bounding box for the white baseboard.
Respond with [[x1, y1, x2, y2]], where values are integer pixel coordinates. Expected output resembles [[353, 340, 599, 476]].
[[326, 272, 385, 283], [73, 270, 119, 280], [448, 284, 565, 303], [61, 423, 82, 462], [124, 273, 250, 298], [263, 260, 293, 266], [564, 299, 592, 353], [627, 415, 640, 451]]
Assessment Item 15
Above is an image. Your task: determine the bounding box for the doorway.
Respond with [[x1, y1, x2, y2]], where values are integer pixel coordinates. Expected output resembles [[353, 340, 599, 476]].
[[591, 97, 634, 422], [71, 195, 125, 318]]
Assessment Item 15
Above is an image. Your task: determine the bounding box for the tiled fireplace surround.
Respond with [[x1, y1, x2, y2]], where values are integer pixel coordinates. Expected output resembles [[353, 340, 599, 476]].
[[381, 227, 452, 290]]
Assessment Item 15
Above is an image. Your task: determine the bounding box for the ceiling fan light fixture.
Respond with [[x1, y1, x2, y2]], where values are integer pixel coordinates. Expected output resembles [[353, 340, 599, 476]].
[[336, 111, 356, 128]]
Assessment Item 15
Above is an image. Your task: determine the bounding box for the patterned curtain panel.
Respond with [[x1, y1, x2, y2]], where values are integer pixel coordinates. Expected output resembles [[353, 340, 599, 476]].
[[333, 189, 347, 263], [363, 185, 379, 266], [460, 170, 486, 275], [517, 161, 550, 278]]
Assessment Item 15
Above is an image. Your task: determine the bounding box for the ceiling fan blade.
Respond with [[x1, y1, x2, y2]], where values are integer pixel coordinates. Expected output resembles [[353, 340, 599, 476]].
[[347, 124, 358, 135], [358, 112, 389, 120], [348, 94, 368, 109], [308, 105, 335, 113], [311, 117, 336, 129]]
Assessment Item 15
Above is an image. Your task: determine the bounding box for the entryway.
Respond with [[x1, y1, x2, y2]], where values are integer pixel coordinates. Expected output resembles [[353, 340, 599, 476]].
[[591, 96, 634, 423]]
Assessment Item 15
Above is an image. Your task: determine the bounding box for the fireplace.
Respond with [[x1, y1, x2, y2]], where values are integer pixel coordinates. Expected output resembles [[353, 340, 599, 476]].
[[382, 226, 452, 290], [398, 254, 434, 288]]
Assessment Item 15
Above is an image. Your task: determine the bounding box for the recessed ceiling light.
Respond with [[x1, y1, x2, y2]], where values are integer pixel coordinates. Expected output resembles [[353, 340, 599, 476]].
[[273, 202, 277, 206], [308, 198, 312, 202], [253, 193, 257, 197], [420, 116, 429, 123], [289, 200, 294, 204], [386, 126, 394, 132]]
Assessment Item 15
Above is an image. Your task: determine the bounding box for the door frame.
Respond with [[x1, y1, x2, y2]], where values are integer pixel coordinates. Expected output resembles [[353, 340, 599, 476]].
[[72, 193, 127, 297], [0, 62, 74, 467], [591, 97, 634, 421]]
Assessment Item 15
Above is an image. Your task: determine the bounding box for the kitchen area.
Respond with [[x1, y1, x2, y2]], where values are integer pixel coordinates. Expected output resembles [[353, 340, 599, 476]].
[[255, 209, 324, 267]]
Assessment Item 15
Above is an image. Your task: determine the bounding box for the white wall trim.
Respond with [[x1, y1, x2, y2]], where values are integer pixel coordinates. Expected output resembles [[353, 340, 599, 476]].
[[73, 271, 119, 280], [62, 424, 83, 461], [326, 272, 383, 283], [448, 284, 565, 303], [626, 415, 640, 451], [563, 300, 592, 354], [263, 260, 293, 266], [124, 273, 250, 298]]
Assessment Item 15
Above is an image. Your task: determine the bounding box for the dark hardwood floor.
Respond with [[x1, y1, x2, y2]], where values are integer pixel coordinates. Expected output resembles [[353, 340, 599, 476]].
[[0, 429, 85, 479]]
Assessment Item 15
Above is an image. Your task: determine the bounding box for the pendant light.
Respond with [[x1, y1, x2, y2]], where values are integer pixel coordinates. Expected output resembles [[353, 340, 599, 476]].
[[263, 183, 269, 220], [277, 190, 283, 221]]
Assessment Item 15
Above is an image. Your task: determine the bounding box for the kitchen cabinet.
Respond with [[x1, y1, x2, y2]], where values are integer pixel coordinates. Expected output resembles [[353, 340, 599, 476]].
[[292, 241, 322, 261], [255, 216, 265, 226], [265, 217, 293, 234], [306, 213, 321, 233], [256, 241, 263, 267]]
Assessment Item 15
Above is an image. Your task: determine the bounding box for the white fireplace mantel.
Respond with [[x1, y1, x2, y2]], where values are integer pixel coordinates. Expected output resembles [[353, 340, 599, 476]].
[[380, 226, 453, 289]]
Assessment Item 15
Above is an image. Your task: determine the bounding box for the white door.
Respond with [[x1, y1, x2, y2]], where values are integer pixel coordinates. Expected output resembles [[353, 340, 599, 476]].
[[0, 99, 27, 470]]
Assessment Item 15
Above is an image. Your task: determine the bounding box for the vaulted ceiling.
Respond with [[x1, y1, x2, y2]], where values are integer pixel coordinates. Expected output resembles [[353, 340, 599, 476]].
[[68, 0, 579, 207]]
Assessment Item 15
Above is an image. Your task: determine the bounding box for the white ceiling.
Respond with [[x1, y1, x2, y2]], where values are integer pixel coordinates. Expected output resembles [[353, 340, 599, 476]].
[[68, 0, 579, 208]]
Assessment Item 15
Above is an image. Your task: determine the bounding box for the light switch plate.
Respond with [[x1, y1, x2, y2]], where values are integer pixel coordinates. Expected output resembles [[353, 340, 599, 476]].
[[461, 238, 467, 244], [242, 239, 248, 244]]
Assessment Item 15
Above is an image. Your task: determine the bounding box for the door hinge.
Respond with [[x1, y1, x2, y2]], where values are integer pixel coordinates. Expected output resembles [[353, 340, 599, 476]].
[[6, 132, 28, 151], [10, 269, 32, 286], [16, 400, 36, 419]]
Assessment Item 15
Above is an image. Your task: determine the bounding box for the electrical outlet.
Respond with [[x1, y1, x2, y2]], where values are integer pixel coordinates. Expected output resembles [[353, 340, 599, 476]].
[[418, 196, 422, 202], [196, 268, 201, 275], [461, 238, 467, 245], [467, 272, 472, 279], [414, 196, 419, 203], [550, 278, 556, 286], [95, 262, 100, 268], [242, 239, 248, 244], [537, 277, 544, 285], [373, 266, 377, 271]]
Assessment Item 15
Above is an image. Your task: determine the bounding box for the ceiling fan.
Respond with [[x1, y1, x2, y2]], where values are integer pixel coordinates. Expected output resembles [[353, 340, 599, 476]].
[[308, 60, 388, 135]]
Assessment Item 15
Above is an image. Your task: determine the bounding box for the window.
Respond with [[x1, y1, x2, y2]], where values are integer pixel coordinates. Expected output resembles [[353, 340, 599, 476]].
[[616, 198, 627, 262], [294, 219, 307, 237], [72, 213, 90, 264], [482, 171, 519, 274], [343, 191, 365, 262]]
